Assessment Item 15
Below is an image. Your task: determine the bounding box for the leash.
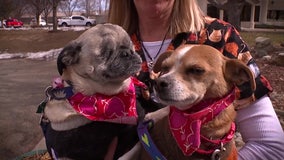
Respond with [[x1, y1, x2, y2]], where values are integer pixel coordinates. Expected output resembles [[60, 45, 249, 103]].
[[137, 120, 167, 160]]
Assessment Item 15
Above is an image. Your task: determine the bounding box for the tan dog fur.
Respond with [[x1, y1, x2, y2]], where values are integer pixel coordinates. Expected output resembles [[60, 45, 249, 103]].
[[138, 44, 256, 160]]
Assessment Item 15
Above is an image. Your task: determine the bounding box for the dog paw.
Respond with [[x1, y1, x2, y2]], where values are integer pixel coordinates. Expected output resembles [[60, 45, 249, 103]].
[[144, 106, 170, 123]]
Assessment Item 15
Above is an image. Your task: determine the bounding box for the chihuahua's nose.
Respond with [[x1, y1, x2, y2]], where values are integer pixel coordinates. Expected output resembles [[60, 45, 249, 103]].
[[158, 80, 168, 88], [156, 79, 170, 91]]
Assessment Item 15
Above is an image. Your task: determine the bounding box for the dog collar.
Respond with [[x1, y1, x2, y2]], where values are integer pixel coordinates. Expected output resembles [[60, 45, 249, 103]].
[[169, 89, 235, 156], [68, 77, 147, 125]]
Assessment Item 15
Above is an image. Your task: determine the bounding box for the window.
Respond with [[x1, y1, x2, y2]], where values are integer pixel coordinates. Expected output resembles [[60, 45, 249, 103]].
[[72, 16, 84, 20]]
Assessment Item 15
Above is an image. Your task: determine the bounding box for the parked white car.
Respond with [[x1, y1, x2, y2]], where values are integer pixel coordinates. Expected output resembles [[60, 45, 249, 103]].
[[57, 15, 96, 27], [30, 18, 47, 26]]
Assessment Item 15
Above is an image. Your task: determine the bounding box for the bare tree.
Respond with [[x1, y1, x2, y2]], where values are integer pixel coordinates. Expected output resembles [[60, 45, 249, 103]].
[[42, 0, 53, 25], [92, 0, 102, 15], [104, 0, 109, 13], [0, 0, 14, 20], [12, 0, 28, 18], [92, 0, 110, 15], [77, 0, 91, 17], [25, 0, 47, 26], [86, 0, 91, 17], [51, 0, 63, 31], [0, 0, 27, 20], [59, 0, 79, 16], [208, 0, 259, 31], [77, 0, 109, 17]]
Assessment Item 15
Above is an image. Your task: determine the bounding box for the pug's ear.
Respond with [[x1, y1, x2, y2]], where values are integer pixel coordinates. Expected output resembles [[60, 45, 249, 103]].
[[152, 50, 174, 73], [57, 42, 82, 75]]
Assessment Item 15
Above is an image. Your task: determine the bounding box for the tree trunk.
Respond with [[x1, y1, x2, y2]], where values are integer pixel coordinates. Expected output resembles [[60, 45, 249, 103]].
[[36, 12, 40, 26], [208, 0, 246, 31], [52, 0, 58, 31], [86, 0, 90, 17], [224, 0, 245, 31]]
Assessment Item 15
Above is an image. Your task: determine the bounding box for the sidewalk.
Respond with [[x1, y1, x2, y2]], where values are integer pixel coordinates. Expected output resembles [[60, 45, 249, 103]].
[[0, 58, 57, 160], [242, 27, 284, 32], [32, 138, 46, 151]]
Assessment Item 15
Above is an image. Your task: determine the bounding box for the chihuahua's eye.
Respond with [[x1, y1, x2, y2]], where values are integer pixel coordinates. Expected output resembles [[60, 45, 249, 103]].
[[186, 67, 205, 75]]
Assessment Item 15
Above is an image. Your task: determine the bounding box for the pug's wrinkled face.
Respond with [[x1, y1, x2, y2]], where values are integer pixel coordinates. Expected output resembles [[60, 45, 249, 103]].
[[57, 24, 142, 95]]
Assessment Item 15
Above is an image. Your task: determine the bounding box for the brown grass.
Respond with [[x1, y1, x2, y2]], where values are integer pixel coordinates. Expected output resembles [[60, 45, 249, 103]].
[[0, 29, 85, 53], [0, 29, 283, 54], [240, 31, 284, 47]]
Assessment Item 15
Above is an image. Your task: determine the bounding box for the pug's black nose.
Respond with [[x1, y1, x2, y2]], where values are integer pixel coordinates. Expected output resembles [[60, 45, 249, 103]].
[[120, 49, 132, 57]]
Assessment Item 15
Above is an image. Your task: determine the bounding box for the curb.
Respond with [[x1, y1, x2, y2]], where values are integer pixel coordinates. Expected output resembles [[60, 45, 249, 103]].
[[32, 137, 46, 151]]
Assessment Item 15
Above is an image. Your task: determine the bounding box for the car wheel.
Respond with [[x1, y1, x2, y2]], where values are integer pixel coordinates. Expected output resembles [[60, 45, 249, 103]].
[[86, 22, 91, 27], [62, 23, 68, 27]]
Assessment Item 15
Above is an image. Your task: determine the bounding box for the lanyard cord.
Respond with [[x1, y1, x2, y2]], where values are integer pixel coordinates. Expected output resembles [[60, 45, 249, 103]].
[[137, 27, 170, 63]]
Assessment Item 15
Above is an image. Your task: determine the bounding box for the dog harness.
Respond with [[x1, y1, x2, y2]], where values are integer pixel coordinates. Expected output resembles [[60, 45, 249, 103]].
[[69, 77, 147, 125]]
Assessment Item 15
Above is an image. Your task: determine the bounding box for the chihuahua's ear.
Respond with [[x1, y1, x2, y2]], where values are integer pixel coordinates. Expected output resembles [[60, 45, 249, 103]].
[[223, 58, 256, 91], [152, 50, 174, 73], [57, 42, 82, 75]]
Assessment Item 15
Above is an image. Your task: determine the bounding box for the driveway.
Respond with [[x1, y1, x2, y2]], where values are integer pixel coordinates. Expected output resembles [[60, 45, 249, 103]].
[[0, 58, 57, 160]]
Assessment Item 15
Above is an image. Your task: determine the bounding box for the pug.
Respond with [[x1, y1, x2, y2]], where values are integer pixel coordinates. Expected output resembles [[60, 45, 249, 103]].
[[39, 24, 146, 160]]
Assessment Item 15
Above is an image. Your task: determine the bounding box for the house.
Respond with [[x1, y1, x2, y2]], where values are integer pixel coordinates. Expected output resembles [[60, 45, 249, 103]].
[[198, 0, 284, 29]]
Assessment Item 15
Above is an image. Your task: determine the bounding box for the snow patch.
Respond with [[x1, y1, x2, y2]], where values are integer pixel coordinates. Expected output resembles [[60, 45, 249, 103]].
[[0, 48, 62, 60]]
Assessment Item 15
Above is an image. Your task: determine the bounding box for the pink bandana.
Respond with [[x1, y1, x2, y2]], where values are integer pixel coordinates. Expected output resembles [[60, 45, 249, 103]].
[[68, 77, 147, 125], [169, 89, 235, 156]]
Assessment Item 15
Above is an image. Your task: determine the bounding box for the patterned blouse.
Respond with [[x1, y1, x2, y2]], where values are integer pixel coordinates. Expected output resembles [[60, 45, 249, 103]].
[[131, 18, 272, 108]]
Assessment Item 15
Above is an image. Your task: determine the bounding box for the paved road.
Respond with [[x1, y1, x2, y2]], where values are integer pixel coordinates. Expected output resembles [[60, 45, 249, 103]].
[[0, 58, 57, 160]]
